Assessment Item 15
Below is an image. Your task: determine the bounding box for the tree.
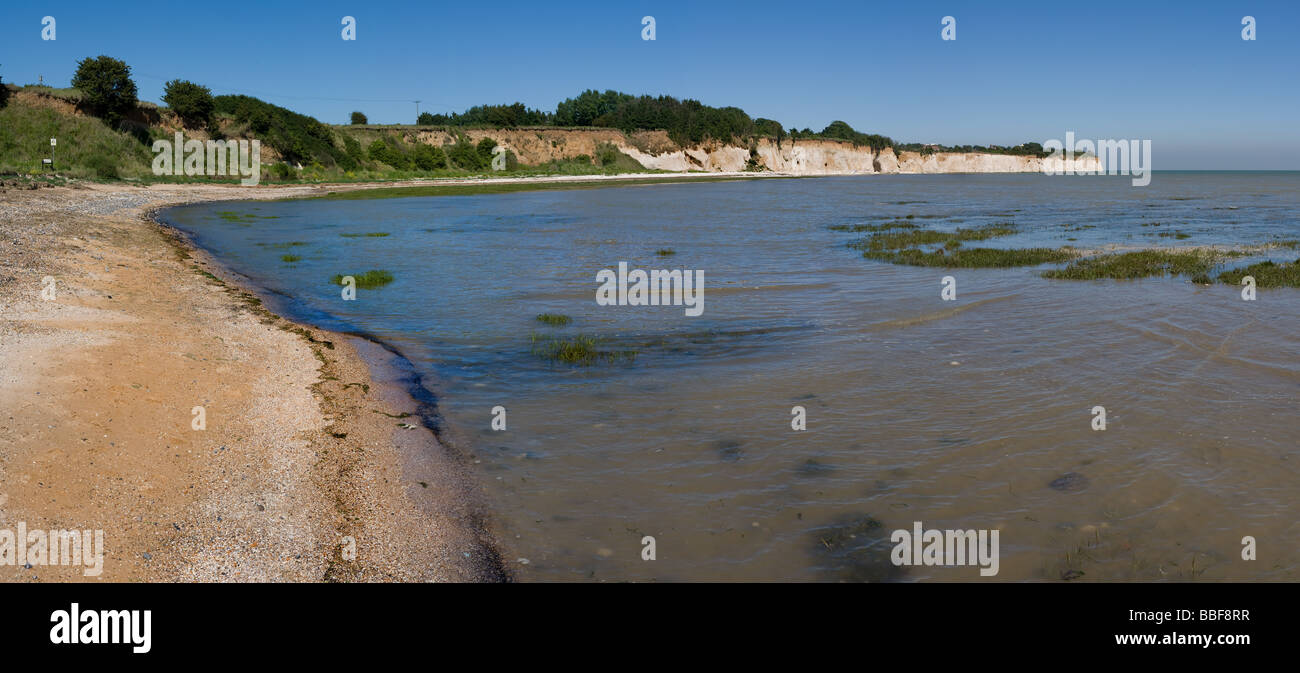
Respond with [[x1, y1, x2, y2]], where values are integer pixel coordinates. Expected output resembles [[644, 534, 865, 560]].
[[70, 55, 138, 126], [416, 111, 435, 125], [0, 65, 9, 109], [350, 111, 368, 125], [162, 79, 215, 129]]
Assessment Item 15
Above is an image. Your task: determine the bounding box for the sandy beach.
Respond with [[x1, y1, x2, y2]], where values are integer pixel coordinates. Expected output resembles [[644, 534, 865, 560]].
[[0, 177, 634, 582]]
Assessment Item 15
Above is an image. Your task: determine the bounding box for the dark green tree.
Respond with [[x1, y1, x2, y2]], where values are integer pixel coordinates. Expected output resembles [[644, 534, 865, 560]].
[[162, 79, 215, 129], [70, 55, 138, 126], [350, 111, 368, 125]]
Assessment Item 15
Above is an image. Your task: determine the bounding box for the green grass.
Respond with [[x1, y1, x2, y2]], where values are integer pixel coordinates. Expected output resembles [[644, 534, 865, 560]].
[[1042, 250, 1220, 280], [331, 270, 395, 289], [339, 232, 390, 238], [1217, 259, 1300, 288], [866, 247, 1077, 268], [280, 254, 301, 262], [655, 248, 676, 256], [828, 221, 919, 233], [0, 101, 153, 178], [535, 313, 572, 326], [849, 223, 1019, 252], [530, 334, 636, 365]]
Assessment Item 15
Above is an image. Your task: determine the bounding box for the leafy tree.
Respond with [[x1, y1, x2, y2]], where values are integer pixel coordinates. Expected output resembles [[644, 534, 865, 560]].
[[70, 55, 138, 126], [350, 111, 368, 125], [162, 79, 215, 129], [416, 111, 435, 125], [0, 67, 8, 108]]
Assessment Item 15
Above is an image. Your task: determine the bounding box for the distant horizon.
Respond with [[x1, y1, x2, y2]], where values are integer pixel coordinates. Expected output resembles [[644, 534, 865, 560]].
[[2, 0, 1297, 169]]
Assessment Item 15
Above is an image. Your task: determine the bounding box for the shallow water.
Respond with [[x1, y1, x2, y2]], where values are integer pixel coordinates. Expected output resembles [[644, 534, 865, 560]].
[[163, 173, 1300, 581]]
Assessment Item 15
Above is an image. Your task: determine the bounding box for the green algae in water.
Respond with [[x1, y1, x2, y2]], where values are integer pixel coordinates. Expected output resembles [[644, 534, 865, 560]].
[[530, 334, 636, 365], [331, 270, 395, 289], [1042, 250, 1220, 280], [535, 313, 573, 326], [1218, 258, 1300, 288]]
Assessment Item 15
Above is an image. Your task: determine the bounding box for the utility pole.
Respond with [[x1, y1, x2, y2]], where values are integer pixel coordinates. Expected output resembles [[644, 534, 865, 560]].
[[414, 100, 421, 124]]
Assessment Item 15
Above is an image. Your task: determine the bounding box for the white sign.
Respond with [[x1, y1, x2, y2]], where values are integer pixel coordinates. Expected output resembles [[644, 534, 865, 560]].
[[50, 138, 57, 146]]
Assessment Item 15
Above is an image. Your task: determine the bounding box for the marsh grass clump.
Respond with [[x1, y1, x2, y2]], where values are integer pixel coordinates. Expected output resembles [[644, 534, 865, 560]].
[[849, 222, 1020, 252], [1217, 258, 1300, 288], [1042, 250, 1219, 281], [530, 334, 636, 365], [340, 232, 390, 238], [655, 248, 676, 256], [535, 313, 572, 326], [828, 221, 919, 233], [1190, 273, 1212, 285], [217, 211, 278, 223], [867, 247, 1077, 268], [331, 270, 394, 289], [280, 254, 301, 263], [259, 241, 308, 249]]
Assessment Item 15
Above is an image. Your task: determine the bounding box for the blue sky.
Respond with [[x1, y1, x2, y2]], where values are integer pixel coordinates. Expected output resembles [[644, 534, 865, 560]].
[[3, 0, 1297, 168]]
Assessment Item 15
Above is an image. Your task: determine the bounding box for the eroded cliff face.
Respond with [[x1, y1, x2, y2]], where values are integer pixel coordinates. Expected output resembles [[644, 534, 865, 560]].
[[399, 128, 1103, 176]]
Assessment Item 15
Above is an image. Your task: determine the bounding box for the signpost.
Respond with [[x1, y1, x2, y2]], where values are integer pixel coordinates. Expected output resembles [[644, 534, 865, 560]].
[[49, 137, 56, 170]]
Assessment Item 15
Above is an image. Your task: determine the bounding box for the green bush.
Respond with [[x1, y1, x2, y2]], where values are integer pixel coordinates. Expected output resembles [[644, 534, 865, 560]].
[[70, 55, 138, 126], [162, 79, 215, 129], [367, 138, 411, 169], [214, 94, 355, 169], [476, 137, 498, 164], [411, 143, 447, 170], [446, 136, 485, 169], [416, 111, 435, 125], [0, 65, 9, 109], [270, 162, 298, 180], [86, 154, 119, 179], [350, 111, 367, 125]]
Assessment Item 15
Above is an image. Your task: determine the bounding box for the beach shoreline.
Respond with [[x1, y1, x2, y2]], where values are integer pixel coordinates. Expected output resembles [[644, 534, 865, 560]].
[[1, 176, 646, 582]]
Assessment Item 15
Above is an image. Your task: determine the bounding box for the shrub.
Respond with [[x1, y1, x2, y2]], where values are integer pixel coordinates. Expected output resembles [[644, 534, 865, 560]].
[[270, 162, 298, 180], [162, 79, 215, 129], [367, 138, 411, 169], [70, 55, 138, 126], [350, 111, 367, 125], [0, 65, 9, 109], [476, 137, 498, 164], [214, 94, 353, 169], [446, 136, 485, 170], [86, 154, 119, 179], [411, 143, 447, 170], [596, 142, 619, 166]]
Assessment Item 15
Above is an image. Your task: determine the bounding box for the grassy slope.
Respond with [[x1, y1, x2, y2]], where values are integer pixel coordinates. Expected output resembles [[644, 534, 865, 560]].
[[0, 98, 153, 178], [0, 88, 653, 183]]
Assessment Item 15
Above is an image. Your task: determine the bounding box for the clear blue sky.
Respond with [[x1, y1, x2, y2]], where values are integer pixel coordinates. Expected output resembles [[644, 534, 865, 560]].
[[3, 0, 1297, 168]]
